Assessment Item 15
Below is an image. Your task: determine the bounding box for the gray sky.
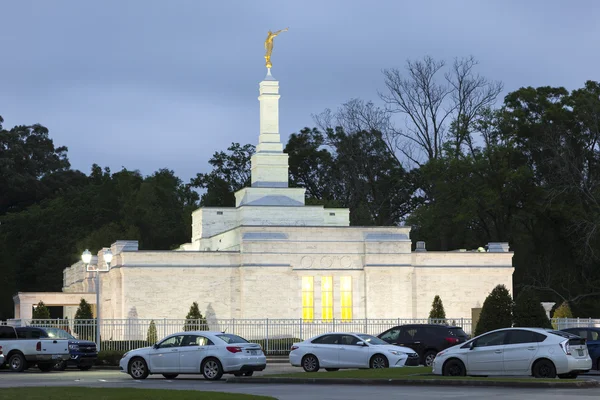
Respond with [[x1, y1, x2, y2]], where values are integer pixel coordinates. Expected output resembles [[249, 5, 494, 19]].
[[1, 0, 598, 182]]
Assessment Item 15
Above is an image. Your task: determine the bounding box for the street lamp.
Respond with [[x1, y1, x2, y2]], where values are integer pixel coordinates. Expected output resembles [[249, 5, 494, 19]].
[[81, 248, 112, 352]]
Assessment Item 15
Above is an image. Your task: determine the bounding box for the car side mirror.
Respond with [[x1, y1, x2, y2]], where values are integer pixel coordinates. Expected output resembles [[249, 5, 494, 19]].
[[153, 344, 159, 349], [469, 342, 475, 350], [356, 341, 367, 346]]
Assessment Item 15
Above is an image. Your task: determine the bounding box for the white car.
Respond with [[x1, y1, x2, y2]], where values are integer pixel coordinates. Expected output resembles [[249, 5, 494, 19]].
[[119, 331, 266, 380], [289, 332, 420, 372], [432, 327, 592, 378]]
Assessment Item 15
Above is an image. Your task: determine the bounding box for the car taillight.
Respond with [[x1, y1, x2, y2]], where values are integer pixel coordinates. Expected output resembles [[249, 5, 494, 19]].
[[445, 337, 459, 345], [226, 346, 242, 353], [36, 342, 42, 351], [290, 345, 299, 351], [0, 346, 3, 355], [560, 340, 571, 355]]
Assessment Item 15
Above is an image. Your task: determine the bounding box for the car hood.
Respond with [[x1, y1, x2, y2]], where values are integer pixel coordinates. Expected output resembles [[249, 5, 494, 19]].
[[381, 344, 416, 354], [125, 347, 153, 357]]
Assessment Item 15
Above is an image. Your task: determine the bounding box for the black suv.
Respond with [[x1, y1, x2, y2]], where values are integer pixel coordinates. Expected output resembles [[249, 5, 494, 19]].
[[377, 324, 469, 366]]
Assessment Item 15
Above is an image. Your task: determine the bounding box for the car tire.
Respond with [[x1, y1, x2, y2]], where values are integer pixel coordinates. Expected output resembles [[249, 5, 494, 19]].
[[243, 371, 254, 377], [423, 350, 437, 367], [8, 353, 26, 372], [532, 359, 556, 379], [201, 358, 224, 381], [162, 374, 179, 379], [128, 357, 149, 380], [302, 354, 320, 372], [38, 363, 54, 372], [325, 368, 339, 372], [370, 354, 389, 369], [55, 360, 68, 371], [442, 359, 466, 376]]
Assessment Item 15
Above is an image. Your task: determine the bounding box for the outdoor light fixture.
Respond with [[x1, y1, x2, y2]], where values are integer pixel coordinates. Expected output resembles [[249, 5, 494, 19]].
[[81, 249, 92, 264], [103, 249, 113, 266]]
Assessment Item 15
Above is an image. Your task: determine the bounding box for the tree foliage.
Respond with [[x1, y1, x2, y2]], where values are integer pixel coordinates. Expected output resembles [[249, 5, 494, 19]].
[[73, 298, 94, 340], [32, 301, 51, 319], [428, 295, 446, 321], [184, 302, 208, 331], [553, 302, 573, 319], [513, 289, 552, 328], [474, 285, 513, 336], [147, 320, 158, 344]]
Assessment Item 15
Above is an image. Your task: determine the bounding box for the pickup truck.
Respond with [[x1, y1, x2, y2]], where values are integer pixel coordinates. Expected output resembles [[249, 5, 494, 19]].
[[16, 327, 98, 370], [0, 325, 69, 372]]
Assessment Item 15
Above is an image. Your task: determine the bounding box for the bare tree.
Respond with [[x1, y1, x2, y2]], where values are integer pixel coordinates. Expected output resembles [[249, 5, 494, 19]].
[[380, 55, 503, 164]]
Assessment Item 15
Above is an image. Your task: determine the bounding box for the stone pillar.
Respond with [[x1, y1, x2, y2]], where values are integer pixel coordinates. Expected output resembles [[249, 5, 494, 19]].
[[251, 70, 289, 188]]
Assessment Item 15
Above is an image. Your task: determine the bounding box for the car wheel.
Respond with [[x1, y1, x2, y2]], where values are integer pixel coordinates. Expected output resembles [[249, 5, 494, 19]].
[[558, 372, 578, 379], [325, 368, 339, 372], [54, 360, 68, 371], [302, 354, 320, 372], [38, 363, 54, 372], [202, 358, 224, 381], [78, 365, 92, 371], [370, 354, 389, 369], [442, 359, 466, 376], [532, 359, 556, 379], [128, 357, 149, 380], [243, 371, 254, 377], [8, 353, 26, 372], [423, 350, 437, 367], [162, 374, 179, 379]]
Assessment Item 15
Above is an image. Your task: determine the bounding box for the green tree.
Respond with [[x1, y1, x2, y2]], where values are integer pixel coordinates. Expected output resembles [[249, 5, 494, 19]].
[[74, 298, 94, 341], [147, 320, 158, 344], [474, 285, 513, 336], [513, 289, 552, 328], [32, 301, 51, 319], [184, 302, 208, 331], [428, 295, 447, 321], [553, 302, 573, 319]]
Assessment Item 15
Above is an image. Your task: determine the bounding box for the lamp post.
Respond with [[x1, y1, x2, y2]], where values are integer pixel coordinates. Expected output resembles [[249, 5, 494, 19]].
[[81, 248, 112, 352]]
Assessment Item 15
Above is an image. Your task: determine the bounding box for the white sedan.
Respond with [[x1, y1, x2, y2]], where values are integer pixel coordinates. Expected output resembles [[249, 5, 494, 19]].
[[119, 331, 266, 380], [432, 327, 592, 378], [289, 332, 420, 372]]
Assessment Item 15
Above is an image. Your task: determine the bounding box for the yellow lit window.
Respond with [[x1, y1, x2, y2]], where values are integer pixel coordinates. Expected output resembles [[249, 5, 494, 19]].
[[321, 276, 333, 321], [302, 277, 314, 321], [341, 276, 352, 321]]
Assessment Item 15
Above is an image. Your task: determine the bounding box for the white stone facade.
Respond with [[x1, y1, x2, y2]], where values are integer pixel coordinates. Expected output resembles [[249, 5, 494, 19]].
[[14, 69, 514, 322]]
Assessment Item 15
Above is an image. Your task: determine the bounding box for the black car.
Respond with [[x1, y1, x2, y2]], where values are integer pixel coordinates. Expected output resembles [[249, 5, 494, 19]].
[[377, 324, 469, 366], [15, 327, 97, 370]]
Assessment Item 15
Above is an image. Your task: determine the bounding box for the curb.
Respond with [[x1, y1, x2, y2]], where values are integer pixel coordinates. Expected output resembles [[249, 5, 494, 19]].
[[225, 377, 600, 389]]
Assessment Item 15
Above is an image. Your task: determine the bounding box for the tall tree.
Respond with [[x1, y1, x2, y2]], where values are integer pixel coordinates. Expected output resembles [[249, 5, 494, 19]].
[[429, 295, 447, 321], [474, 285, 513, 336], [513, 289, 552, 328]]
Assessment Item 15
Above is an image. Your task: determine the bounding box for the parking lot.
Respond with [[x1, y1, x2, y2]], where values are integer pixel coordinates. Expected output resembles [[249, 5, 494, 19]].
[[2, 367, 600, 400]]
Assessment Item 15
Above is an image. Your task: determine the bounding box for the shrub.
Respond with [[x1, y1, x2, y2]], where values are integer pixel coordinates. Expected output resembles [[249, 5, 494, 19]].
[[251, 338, 303, 355], [74, 298, 95, 341], [513, 289, 552, 328], [553, 301, 573, 318], [184, 302, 208, 331], [474, 284, 513, 336], [147, 320, 158, 344], [96, 350, 126, 366], [428, 295, 447, 322], [32, 301, 51, 319]]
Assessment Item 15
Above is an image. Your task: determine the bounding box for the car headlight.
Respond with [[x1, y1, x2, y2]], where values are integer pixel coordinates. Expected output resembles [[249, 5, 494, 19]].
[[388, 350, 404, 356], [122, 352, 129, 359], [69, 344, 79, 351]]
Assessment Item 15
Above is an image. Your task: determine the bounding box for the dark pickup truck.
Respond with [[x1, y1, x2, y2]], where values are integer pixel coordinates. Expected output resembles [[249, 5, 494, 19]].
[[16, 327, 97, 370]]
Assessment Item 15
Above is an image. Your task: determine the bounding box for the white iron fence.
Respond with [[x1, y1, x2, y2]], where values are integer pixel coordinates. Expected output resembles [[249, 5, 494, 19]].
[[3, 317, 599, 354]]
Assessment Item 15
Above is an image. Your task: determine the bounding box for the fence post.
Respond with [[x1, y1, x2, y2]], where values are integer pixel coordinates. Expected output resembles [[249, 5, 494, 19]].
[[589, 317, 592, 328], [333, 317, 336, 332], [265, 318, 269, 356], [299, 318, 303, 340]]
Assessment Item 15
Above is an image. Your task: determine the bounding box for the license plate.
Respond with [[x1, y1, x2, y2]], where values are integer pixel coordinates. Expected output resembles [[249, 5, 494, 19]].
[[578, 349, 584, 356], [52, 355, 61, 359], [249, 350, 257, 355]]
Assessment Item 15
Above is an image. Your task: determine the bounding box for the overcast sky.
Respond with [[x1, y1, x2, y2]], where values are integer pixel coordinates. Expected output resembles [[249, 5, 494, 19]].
[[1, 0, 598, 182]]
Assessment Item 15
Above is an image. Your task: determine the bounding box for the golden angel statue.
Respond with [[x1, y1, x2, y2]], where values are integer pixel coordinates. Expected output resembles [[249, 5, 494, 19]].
[[264, 28, 288, 68]]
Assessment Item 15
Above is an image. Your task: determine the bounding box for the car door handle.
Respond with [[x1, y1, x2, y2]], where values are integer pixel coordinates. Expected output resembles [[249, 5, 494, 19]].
[[171, 349, 179, 352], [413, 342, 421, 344], [494, 350, 502, 354], [527, 347, 536, 351]]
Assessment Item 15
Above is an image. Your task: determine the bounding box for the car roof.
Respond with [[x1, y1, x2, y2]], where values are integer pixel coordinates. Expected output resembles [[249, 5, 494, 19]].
[[394, 324, 462, 328]]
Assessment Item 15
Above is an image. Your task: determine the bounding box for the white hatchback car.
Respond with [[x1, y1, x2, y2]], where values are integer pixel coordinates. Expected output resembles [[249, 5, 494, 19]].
[[120, 331, 266, 380], [432, 328, 592, 378], [289, 332, 420, 372]]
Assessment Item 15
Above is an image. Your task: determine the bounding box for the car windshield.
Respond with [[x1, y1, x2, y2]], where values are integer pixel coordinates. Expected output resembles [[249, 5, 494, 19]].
[[43, 328, 76, 340], [356, 334, 389, 345], [216, 334, 249, 344]]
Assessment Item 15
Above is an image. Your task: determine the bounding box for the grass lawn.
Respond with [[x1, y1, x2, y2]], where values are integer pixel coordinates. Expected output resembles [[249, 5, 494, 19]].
[[0, 388, 275, 400], [269, 367, 576, 383]]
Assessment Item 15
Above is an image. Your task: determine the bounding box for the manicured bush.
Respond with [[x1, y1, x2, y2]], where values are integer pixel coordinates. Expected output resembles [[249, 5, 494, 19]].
[[513, 289, 552, 328], [32, 301, 51, 319], [96, 350, 127, 366], [553, 301, 573, 318], [184, 302, 208, 331], [429, 295, 446, 321], [474, 284, 513, 336], [147, 320, 158, 344]]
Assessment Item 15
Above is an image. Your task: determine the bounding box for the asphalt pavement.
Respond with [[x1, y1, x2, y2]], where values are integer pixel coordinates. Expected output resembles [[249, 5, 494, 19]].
[[1, 367, 600, 400]]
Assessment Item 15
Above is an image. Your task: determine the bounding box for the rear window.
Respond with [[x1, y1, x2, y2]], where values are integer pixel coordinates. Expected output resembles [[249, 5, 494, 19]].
[[215, 334, 248, 344], [549, 330, 577, 339], [0, 326, 16, 339], [447, 327, 468, 337]]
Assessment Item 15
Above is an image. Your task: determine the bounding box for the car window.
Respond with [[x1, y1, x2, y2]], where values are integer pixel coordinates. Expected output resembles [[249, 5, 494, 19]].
[[380, 328, 400, 342], [16, 328, 45, 339], [158, 335, 184, 348], [507, 330, 539, 344], [474, 331, 507, 347], [44, 328, 75, 340], [340, 335, 360, 345], [448, 327, 468, 337], [591, 331, 599, 341], [401, 327, 420, 340], [357, 334, 389, 345], [215, 334, 249, 344], [0, 326, 16, 339], [311, 335, 340, 344], [181, 335, 212, 346]]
